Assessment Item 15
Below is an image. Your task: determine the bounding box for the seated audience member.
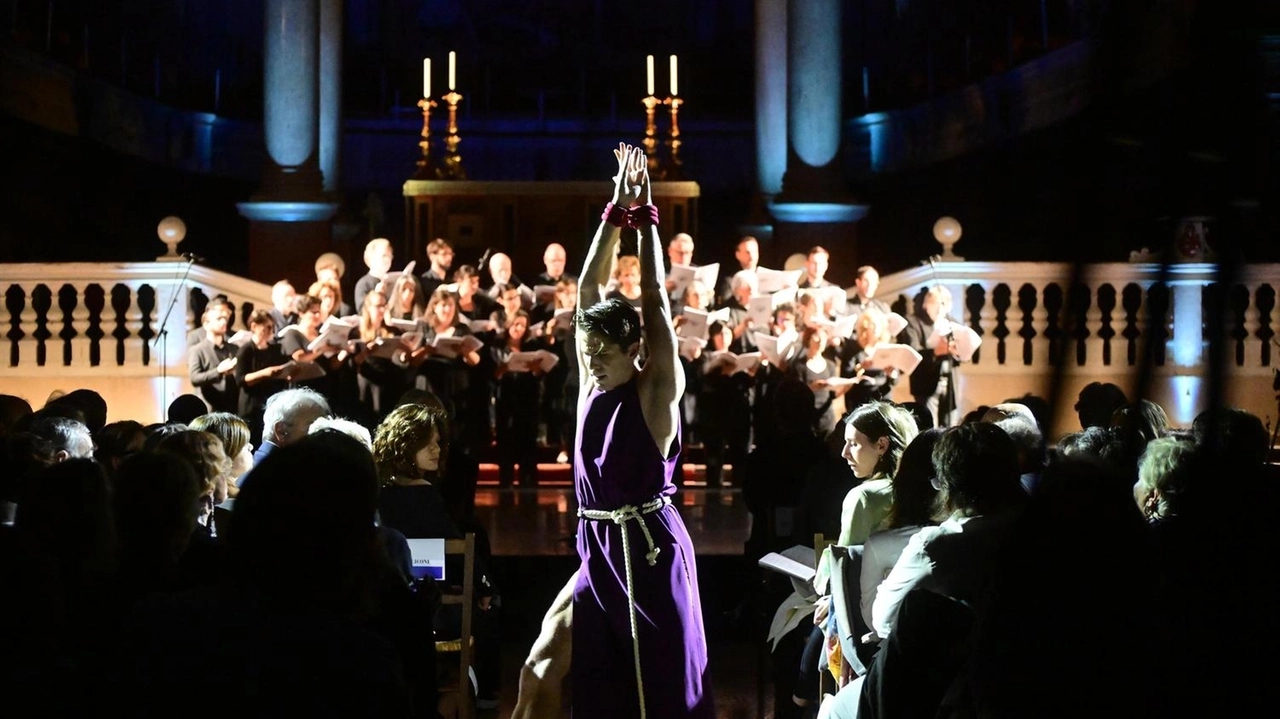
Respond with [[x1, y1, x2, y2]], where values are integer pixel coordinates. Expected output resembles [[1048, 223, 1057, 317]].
[[0, 393, 34, 434], [372, 403, 498, 701], [112, 452, 206, 600], [2, 459, 117, 712], [309, 416, 374, 451], [1074, 381, 1127, 429], [1054, 425, 1122, 466], [156, 430, 231, 534], [94, 420, 147, 477], [27, 415, 95, 462], [1132, 436, 1194, 523], [190, 413, 253, 499], [858, 428, 945, 633], [871, 422, 1026, 640], [980, 403, 1045, 495], [354, 237, 394, 311], [121, 432, 430, 717], [234, 310, 292, 444], [1002, 393, 1051, 434], [1190, 406, 1270, 472], [0, 432, 55, 526], [166, 394, 208, 426], [45, 389, 109, 435], [187, 303, 240, 414], [834, 402, 921, 548], [1109, 399, 1171, 478], [238, 388, 332, 487], [371, 403, 465, 539]]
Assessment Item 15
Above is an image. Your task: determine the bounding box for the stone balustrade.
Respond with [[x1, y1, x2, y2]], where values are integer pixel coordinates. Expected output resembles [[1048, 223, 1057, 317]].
[[1, 262, 272, 422], [1, 259, 1276, 434], [874, 261, 1278, 432]]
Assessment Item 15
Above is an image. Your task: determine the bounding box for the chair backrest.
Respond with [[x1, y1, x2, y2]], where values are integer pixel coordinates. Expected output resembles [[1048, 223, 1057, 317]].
[[438, 533, 475, 719]]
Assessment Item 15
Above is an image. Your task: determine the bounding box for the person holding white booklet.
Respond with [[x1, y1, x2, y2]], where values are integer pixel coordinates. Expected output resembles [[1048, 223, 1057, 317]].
[[899, 286, 966, 428], [410, 286, 488, 454], [492, 310, 543, 486]]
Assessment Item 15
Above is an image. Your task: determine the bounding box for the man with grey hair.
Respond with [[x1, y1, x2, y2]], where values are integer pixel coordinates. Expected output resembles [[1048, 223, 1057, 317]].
[[29, 415, 95, 462], [237, 388, 331, 487]]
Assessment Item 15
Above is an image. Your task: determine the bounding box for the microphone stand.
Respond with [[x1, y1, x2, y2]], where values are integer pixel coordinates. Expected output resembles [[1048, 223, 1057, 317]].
[[153, 256, 198, 418]]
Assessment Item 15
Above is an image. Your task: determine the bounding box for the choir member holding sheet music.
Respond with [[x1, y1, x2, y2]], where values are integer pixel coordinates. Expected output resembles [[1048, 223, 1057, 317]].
[[388, 271, 425, 322], [453, 265, 498, 321], [840, 308, 905, 411], [789, 326, 847, 437], [698, 322, 753, 487], [234, 310, 291, 444], [353, 238, 394, 311], [492, 311, 546, 486], [798, 246, 834, 289], [279, 295, 343, 397], [899, 285, 965, 427], [604, 255, 644, 311], [419, 238, 454, 298], [541, 277, 579, 463], [348, 289, 412, 425], [721, 270, 760, 353], [411, 287, 489, 454]]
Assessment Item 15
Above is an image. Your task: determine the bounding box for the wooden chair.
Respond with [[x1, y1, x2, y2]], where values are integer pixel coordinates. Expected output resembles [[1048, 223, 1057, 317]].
[[436, 533, 476, 719]]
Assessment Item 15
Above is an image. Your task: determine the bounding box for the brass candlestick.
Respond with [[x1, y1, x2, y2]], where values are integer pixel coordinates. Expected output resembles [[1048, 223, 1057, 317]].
[[642, 94, 664, 179], [663, 95, 684, 180], [412, 97, 438, 179], [440, 89, 466, 180]]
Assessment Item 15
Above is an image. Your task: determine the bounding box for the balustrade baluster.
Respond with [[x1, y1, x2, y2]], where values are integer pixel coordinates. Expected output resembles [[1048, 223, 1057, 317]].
[[124, 284, 147, 366], [1242, 283, 1262, 369], [69, 283, 93, 365], [1035, 283, 1057, 367], [976, 283, 998, 366], [1082, 283, 1103, 368]]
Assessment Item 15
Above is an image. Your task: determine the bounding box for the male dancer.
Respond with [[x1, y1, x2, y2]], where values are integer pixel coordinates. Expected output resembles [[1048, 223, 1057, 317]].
[[513, 144, 713, 718]]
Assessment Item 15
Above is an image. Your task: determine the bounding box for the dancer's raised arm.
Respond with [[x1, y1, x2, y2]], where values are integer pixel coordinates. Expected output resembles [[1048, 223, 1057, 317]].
[[577, 142, 634, 311], [632, 152, 684, 458]]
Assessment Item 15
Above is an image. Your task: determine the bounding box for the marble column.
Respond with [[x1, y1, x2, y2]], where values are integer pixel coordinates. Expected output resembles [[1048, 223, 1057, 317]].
[[238, 0, 337, 285], [755, 0, 787, 199], [319, 0, 342, 194], [769, 0, 867, 273], [742, 0, 788, 248]]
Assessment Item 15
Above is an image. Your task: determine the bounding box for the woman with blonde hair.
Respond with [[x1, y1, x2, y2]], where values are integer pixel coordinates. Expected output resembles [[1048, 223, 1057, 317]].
[[189, 413, 252, 498], [156, 430, 232, 532], [604, 254, 643, 310]]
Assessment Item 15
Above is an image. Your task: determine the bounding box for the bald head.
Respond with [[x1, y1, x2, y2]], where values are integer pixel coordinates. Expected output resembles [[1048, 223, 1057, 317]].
[[543, 243, 567, 279], [489, 253, 512, 286]]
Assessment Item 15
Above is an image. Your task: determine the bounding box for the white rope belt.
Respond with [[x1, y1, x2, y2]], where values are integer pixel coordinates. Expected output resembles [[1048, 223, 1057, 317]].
[[577, 494, 672, 719]]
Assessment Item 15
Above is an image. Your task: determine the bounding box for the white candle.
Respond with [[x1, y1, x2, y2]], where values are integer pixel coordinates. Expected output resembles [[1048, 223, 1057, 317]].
[[646, 55, 655, 96], [670, 55, 678, 96], [423, 58, 431, 98], [448, 51, 456, 91]]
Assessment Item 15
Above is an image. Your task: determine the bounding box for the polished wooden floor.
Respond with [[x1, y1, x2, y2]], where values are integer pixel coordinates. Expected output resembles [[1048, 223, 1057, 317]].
[[472, 466, 790, 718]]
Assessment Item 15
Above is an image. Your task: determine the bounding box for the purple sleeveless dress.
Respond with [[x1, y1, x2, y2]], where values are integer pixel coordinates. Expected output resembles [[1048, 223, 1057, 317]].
[[572, 379, 714, 718]]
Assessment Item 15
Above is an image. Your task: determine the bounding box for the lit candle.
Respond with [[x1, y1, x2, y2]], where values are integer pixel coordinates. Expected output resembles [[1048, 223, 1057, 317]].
[[669, 54, 678, 96], [423, 58, 431, 98], [448, 51, 456, 91], [646, 55, 655, 96]]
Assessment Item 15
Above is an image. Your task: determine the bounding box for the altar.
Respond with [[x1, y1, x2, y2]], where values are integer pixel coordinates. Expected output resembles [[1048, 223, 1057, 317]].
[[401, 180, 700, 270]]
